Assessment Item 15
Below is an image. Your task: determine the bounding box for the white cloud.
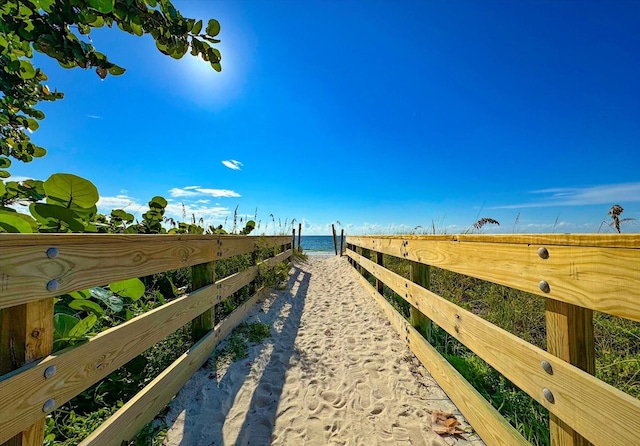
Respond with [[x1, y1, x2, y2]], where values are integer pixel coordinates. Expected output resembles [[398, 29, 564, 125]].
[[493, 182, 640, 209], [96, 193, 231, 227], [169, 187, 241, 199], [97, 195, 146, 216], [168, 188, 200, 198], [196, 188, 241, 198], [222, 159, 243, 170], [87, 115, 102, 119], [164, 203, 230, 222]]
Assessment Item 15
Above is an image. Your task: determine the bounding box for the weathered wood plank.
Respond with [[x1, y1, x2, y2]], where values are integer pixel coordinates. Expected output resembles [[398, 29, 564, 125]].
[[546, 299, 595, 446], [375, 251, 384, 295], [0, 249, 291, 444], [79, 287, 269, 446], [350, 266, 530, 446], [347, 236, 640, 322], [409, 261, 432, 341], [0, 299, 53, 446], [347, 249, 640, 446], [0, 235, 290, 309], [191, 261, 216, 341], [348, 234, 640, 248]]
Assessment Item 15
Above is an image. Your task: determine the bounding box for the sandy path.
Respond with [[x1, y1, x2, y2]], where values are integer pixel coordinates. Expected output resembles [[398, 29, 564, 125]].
[[163, 256, 483, 446]]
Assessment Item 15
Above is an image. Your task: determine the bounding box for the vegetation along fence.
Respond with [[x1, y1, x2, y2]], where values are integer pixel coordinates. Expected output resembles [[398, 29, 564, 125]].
[[0, 234, 293, 446], [346, 234, 640, 446]]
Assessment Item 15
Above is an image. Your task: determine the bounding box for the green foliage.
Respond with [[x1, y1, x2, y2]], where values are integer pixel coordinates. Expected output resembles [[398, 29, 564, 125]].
[[0, 0, 222, 175], [214, 322, 272, 366]]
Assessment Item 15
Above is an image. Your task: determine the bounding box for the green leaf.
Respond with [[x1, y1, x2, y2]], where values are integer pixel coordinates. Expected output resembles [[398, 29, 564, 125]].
[[0, 210, 37, 233], [111, 209, 134, 222], [69, 313, 97, 337], [109, 278, 145, 300], [208, 47, 221, 62], [90, 287, 124, 312], [148, 196, 167, 209], [87, 0, 114, 13], [19, 60, 36, 79], [206, 19, 220, 37], [130, 22, 143, 36], [0, 158, 10, 168], [29, 203, 85, 231], [0, 181, 5, 196], [37, 0, 54, 12], [211, 62, 221, 72], [68, 299, 104, 315], [67, 289, 91, 299], [32, 147, 47, 157], [44, 173, 99, 209], [27, 118, 39, 131], [108, 65, 126, 75], [0, 171, 10, 179], [192, 19, 203, 34], [54, 313, 79, 340]]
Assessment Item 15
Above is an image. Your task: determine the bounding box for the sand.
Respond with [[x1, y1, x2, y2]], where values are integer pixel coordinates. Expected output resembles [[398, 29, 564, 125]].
[[163, 256, 484, 446]]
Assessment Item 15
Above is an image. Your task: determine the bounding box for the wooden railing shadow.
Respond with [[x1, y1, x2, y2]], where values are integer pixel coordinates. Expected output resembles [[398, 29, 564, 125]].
[[169, 265, 311, 446]]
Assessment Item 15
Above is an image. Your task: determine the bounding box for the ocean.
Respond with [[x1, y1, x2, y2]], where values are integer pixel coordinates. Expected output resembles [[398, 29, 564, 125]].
[[299, 235, 344, 255]]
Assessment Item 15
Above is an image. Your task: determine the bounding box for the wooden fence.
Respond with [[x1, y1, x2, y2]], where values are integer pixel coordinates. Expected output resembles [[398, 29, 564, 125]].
[[0, 234, 292, 446], [346, 234, 640, 446]]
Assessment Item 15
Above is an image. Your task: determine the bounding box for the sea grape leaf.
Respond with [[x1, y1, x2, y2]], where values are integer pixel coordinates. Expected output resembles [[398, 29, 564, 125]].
[[44, 173, 99, 209], [87, 0, 114, 14], [192, 19, 203, 34], [67, 289, 91, 300], [206, 19, 220, 37], [0, 209, 37, 233], [150, 196, 167, 208], [68, 299, 104, 315], [69, 313, 97, 337], [54, 313, 79, 340], [90, 287, 124, 312], [29, 203, 85, 231], [110, 278, 145, 300]]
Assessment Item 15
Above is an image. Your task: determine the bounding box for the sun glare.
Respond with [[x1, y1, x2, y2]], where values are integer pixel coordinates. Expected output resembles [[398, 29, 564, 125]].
[[172, 39, 242, 105]]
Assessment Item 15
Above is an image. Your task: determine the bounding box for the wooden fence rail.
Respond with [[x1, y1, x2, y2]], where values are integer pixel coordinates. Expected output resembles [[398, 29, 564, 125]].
[[346, 234, 640, 446], [0, 234, 292, 446]]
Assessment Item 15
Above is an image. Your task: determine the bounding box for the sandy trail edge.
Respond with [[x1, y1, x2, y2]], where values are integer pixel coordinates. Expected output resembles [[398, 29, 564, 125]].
[[163, 256, 484, 446]]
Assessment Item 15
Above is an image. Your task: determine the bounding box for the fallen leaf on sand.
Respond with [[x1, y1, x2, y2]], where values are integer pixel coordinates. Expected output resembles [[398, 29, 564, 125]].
[[431, 410, 465, 436]]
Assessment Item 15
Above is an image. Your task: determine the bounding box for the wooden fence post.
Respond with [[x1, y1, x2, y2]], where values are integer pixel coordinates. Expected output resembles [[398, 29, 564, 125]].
[[191, 260, 216, 341], [0, 299, 54, 446], [376, 252, 384, 295], [297, 223, 302, 252], [545, 299, 595, 446], [340, 230, 345, 256], [292, 228, 296, 251], [410, 261, 432, 342], [360, 247, 369, 276], [332, 224, 338, 255]]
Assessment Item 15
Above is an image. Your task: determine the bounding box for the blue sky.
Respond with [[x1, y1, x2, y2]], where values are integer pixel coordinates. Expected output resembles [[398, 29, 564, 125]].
[[9, 0, 640, 234]]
